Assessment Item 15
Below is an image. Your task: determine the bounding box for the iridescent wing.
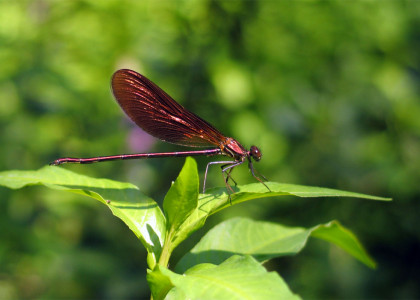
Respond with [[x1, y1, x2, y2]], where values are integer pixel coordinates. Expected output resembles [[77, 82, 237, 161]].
[[111, 69, 226, 147]]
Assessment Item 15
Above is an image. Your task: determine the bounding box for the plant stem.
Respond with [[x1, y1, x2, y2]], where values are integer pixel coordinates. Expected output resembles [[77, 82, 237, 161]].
[[157, 230, 173, 267]]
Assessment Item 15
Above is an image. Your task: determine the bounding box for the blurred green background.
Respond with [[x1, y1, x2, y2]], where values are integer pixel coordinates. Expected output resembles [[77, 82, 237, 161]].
[[1, 0, 419, 299]]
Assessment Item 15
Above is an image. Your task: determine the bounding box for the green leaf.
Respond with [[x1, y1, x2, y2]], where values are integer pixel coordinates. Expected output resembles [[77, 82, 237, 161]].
[[0, 166, 166, 268], [148, 255, 300, 300], [158, 157, 199, 267], [163, 157, 198, 236], [176, 217, 376, 272], [172, 181, 391, 259], [206, 182, 391, 214], [310, 221, 376, 268]]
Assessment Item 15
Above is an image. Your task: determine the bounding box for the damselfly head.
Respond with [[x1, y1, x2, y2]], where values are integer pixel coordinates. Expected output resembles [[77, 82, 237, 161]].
[[249, 145, 262, 162]]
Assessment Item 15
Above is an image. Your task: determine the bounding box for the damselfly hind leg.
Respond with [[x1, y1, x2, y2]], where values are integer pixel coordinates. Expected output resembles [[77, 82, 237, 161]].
[[221, 163, 237, 186], [203, 160, 237, 193], [221, 160, 245, 205]]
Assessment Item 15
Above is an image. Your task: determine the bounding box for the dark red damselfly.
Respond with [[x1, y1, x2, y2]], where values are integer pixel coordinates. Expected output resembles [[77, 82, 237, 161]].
[[50, 69, 269, 194]]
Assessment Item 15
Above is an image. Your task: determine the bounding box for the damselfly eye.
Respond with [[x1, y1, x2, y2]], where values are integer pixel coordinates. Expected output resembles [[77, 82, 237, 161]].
[[250, 145, 262, 161]]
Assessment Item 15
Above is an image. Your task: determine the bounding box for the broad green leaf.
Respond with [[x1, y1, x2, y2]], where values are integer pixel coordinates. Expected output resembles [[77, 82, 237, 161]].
[[176, 217, 376, 272], [206, 182, 391, 214], [148, 255, 300, 300], [0, 166, 166, 268], [173, 181, 391, 257], [310, 221, 375, 268], [163, 157, 198, 239]]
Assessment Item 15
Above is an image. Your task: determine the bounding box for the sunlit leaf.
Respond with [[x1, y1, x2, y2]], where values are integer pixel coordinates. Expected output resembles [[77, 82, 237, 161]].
[[163, 157, 198, 250], [148, 255, 300, 300], [176, 217, 376, 272], [0, 166, 166, 267]]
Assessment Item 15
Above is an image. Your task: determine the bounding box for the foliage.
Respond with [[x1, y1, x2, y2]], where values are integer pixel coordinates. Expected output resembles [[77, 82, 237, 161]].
[[0, 0, 419, 298], [0, 158, 389, 299]]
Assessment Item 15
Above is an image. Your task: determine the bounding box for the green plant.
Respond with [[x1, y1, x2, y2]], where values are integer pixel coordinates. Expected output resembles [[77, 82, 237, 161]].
[[0, 157, 390, 299]]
